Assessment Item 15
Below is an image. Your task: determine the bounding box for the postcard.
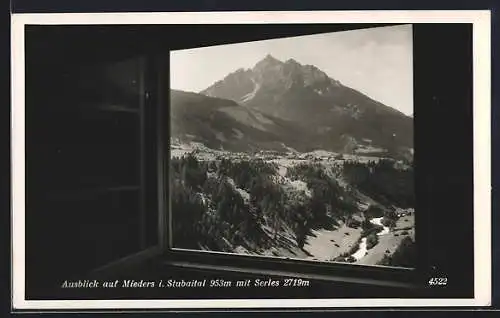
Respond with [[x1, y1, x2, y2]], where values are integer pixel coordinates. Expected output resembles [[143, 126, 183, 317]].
[[11, 10, 491, 311]]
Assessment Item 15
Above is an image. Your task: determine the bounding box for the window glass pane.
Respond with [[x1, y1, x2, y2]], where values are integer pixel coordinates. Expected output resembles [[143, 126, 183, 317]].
[[168, 26, 415, 269]]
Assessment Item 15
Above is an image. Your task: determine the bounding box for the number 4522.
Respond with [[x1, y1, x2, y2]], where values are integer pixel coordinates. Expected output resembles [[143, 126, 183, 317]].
[[428, 277, 448, 286]]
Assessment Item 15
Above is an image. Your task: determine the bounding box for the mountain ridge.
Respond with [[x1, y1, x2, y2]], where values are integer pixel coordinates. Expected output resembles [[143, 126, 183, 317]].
[[173, 54, 413, 158], [201, 54, 408, 117]]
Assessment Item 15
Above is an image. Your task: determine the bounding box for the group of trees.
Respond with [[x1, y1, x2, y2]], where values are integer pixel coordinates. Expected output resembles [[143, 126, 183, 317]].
[[171, 154, 267, 250], [170, 153, 208, 190], [363, 204, 398, 229], [170, 153, 414, 268], [171, 154, 295, 250], [170, 154, 363, 253], [377, 236, 417, 267], [221, 159, 358, 250], [343, 159, 414, 208], [287, 164, 358, 221]]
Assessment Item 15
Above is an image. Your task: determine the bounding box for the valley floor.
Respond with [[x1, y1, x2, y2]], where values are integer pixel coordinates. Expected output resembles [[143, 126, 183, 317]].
[[231, 215, 414, 266]]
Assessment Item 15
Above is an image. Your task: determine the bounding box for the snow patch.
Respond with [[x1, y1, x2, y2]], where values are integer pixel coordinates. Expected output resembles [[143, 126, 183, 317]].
[[234, 245, 250, 254], [277, 165, 287, 177], [253, 111, 275, 126], [342, 154, 381, 164], [232, 128, 244, 139], [355, 145, 386, 154], [171, 142, 208, 158], [195, 192, 208, 206], [357, 201, 370, 211], [304, 150, 335, 158], [226, 177, 250, 203], [214, 131, 227, 142], [240, 78, 261, 103], [288, 180, 312, 198], [236, 188, 250, 202]]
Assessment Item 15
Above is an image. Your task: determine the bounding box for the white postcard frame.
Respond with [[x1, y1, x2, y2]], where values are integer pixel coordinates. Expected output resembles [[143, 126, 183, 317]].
[[11, 10, 491, 310]]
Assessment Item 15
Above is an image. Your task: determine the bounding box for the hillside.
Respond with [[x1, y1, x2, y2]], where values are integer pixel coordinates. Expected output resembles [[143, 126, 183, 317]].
[[170, 149, 415, 267], [200, 54, 413, 157], [171, 89, 315, 153]]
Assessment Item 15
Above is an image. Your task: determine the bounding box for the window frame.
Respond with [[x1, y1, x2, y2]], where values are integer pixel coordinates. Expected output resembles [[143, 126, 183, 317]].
[[88, 53, 166, 276], [149, 55, 423, 290], [90, 52, 423, 290]]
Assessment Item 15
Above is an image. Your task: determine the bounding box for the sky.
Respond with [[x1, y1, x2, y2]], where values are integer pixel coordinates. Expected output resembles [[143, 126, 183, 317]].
[[170, 24, 413, 116]]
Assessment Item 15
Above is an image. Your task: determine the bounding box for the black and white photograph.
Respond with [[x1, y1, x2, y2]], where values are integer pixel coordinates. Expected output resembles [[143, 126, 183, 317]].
[[10, 11, 491, 311], [170, 25, 416, 267]]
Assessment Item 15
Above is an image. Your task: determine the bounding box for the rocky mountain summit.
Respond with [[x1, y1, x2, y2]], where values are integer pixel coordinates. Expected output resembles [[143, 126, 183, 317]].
[[172, 55, 413, 159]]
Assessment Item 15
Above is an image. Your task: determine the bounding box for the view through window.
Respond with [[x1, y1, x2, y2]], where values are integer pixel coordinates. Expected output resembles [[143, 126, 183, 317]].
[[168, 25, 415, 268]]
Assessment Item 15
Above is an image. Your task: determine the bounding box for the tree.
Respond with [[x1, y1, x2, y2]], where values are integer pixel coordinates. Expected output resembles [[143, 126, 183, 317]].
[[365, 205, 384, 218], [295, 220, 308, 249], [366, 233, 379, 249], [208, 160, 217, 172], [346, 217, 361, 229], [381, 217, 397, 229]]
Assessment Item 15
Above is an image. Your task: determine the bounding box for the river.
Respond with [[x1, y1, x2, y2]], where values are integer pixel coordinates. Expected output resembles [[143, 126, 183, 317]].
[[352, 237, 367, 260], [370, 217, 390, 235], [351, 217, 390, 261]]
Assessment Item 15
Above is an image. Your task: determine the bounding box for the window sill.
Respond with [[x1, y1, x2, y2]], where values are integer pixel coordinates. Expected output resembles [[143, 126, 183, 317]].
[[164, 260, 418, 290]]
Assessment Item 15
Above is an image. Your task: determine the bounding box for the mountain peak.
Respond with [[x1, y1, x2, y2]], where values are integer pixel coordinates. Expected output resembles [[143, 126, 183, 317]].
[[263, 53, 279, 62], [194, 55, 413, 155], [234, 67, 247, 73], [254, 54, 283, 70], [285, 58, 301, 65]]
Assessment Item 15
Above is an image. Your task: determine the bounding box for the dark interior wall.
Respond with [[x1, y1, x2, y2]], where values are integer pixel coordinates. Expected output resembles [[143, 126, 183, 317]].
[[413, 23, 474, 296], [25, 51, 145, 290], [24, 23, 474, 299]]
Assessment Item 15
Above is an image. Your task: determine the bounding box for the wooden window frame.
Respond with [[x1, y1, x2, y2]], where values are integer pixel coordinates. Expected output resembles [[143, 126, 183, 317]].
[[91, 53, 424, 292]]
